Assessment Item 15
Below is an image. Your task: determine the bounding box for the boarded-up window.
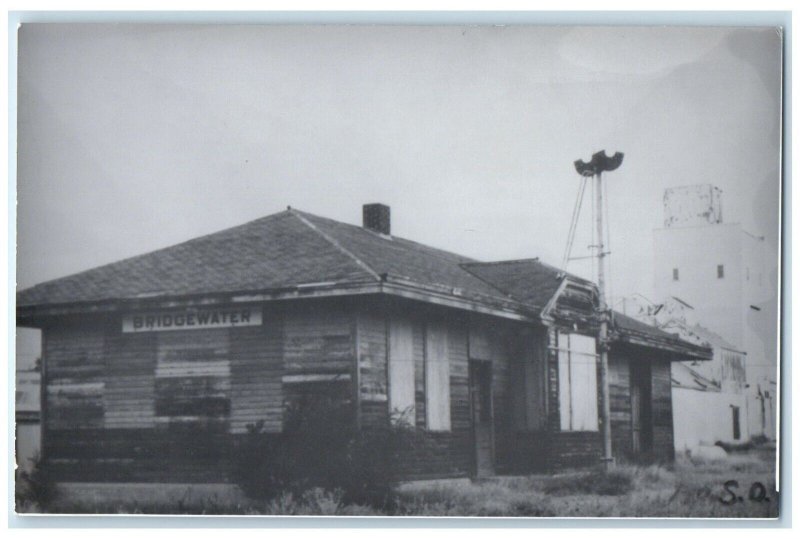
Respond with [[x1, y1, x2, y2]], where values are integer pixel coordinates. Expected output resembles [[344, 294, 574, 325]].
[[558, 332, 598, 431], [156, 330, 231, 421], [425, 322, 451, 431], [388, 319, 415, 425]]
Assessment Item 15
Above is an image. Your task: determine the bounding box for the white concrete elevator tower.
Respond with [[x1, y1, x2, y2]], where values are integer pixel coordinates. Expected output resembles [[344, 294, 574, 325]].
[[653, 185, 776, 440]]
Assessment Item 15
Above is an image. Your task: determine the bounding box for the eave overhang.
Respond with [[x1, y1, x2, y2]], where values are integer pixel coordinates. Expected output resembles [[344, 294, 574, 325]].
[[16, 274, 538, 327], [611, 328, 713, 362]]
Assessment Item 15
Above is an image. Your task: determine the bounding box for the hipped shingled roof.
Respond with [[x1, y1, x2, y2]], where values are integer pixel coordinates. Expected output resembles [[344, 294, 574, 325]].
[[17, 209, 512, 308], [17, 207, 709, 358]]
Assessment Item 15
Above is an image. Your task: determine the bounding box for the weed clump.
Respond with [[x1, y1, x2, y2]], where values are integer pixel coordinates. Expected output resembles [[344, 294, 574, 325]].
[[15, 454, 57, 513], [234, 393, 423, 509], [541, 467, 635, 496]]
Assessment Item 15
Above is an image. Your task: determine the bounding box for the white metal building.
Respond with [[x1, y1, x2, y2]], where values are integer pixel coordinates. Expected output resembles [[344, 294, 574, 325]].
[[653, 185, 777, 441]]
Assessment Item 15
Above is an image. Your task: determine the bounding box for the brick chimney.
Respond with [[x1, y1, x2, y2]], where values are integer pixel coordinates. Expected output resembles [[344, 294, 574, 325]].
[[362, 203, 391, 235]]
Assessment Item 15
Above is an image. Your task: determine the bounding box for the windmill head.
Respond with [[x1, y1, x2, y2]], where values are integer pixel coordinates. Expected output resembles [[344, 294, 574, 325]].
[[574, 150, 624, 176]]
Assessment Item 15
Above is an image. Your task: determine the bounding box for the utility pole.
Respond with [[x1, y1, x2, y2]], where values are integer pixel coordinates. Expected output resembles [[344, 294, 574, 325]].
[[574, 150, 624, 471]]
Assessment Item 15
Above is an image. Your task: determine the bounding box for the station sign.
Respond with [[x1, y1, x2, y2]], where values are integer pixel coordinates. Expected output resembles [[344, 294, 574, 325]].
[[122, 307, 262, 333]]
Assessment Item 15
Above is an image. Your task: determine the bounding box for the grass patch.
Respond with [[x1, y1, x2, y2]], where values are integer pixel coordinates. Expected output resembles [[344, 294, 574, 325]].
[[392, 481, 556, 517], [22, 448, 778, 517], [540, 467, 635, 496]]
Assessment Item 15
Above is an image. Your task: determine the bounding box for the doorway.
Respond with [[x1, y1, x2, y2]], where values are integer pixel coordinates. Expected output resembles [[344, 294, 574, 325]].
[[630, 361, 653, 458], [469, 360, 494, 477]]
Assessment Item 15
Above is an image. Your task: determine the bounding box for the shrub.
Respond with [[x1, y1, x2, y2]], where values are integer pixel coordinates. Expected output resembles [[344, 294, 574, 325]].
[[234, 393, 424, 509], [15, 454, 57, 512], [750, 434, 769, 445]]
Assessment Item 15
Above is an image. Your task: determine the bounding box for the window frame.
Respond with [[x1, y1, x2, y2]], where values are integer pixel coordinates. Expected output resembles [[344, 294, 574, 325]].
[[388, 318, 416, 426], [556, 331, 599, 432], [424, 322, 451, 432]]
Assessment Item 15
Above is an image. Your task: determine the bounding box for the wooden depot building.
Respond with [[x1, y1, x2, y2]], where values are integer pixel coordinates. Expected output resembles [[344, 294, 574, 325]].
[[16, 204, 711, 492]]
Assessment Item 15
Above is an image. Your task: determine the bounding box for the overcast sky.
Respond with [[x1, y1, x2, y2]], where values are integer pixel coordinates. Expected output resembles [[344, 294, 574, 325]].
[[15, 24, 782, 364]]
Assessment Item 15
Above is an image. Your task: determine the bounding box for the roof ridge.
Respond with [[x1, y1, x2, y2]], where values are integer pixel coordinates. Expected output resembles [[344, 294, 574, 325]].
[[288, 209, 382, 282], [458, 263, 522, 302], [461, 257, 541, 268], [293, 208, 482, 265]]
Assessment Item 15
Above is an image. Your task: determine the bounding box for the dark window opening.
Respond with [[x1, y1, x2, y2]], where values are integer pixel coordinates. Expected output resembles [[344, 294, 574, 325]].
[[672, 268, 679, 281], [717, 264, 725, 279], [732, 406, 741, 440]]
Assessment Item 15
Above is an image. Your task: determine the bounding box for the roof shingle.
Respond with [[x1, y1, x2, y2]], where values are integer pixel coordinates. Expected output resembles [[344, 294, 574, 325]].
[[17, 210, 376, 306], [17, 208, 513, 308], [460, 258, 570, 312]]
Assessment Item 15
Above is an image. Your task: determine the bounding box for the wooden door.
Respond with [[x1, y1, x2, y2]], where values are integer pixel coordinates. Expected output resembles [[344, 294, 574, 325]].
[[630, 361, 653, 458], [470, 360, 494, 477]]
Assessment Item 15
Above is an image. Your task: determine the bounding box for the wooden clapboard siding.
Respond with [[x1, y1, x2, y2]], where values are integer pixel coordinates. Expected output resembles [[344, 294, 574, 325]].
[[500, 325, 551, 474], [154, 329, 232, 456], [545, 327, 562, 432], [44, 323, 106, 431], [230, 317, 283, 434], [503, 431, 549, 473], [468, 318, 507, 472], [38, 295, 678, 485], [546, 431, 604, 470], [104, 330, 157, 429], [284, 306, 354, 376], [413, 320, 427, 427], [352, 303, 476, 480], [357, 309, 388, 416], [282, 304, 356, 423], [527, 328, 549, 430], [608, 353, 633, 462], [650, 358, 675, 462], [41, 300, 366, 485], [395, 318, 473, 480], [608, 345, 676, 464], [447, 322, 470, 433], [46, 428, 230, 483], [493, 326, 527, 475]]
